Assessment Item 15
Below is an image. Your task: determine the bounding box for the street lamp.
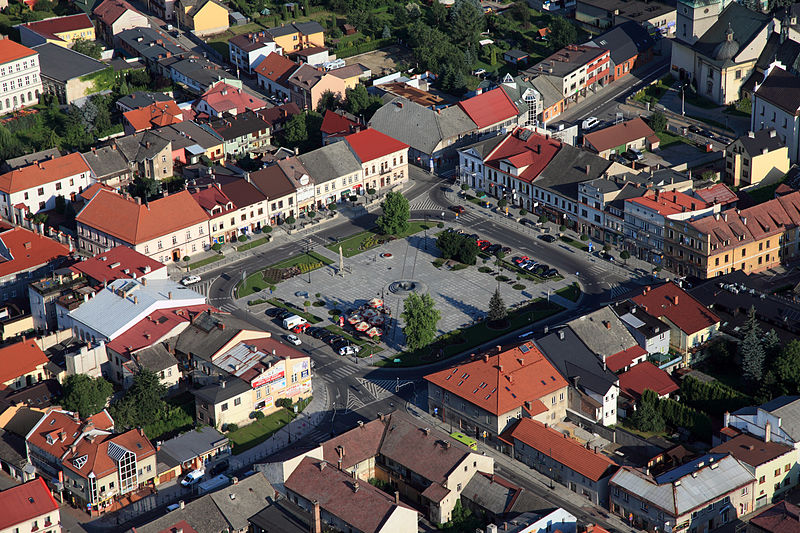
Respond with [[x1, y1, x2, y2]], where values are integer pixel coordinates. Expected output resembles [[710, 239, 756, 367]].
[[681, 84, 685, 116]]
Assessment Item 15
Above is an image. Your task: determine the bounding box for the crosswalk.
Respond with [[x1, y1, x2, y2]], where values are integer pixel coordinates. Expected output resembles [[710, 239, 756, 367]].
[[303, 427, 330, 445], [219, 302, 239, 312], [356, 378, 416, 400], [409, 198, 441, 211], [316, 365, 359, 383], [609, 284, 631, 300]]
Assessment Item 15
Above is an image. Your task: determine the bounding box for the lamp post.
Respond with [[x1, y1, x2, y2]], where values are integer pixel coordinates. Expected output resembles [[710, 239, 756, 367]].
[[681, 84, 685, 116]]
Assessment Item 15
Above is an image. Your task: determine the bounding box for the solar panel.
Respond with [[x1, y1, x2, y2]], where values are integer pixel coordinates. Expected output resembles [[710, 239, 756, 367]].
[[520, 345, 530, 354], [107, 442, 129, 462]]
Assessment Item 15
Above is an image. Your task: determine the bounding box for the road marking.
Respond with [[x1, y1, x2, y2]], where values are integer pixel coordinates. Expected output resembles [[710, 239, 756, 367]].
[[345, 390, 366, 412], [357, 378, 415, 400], [220, 303, 239, 312]]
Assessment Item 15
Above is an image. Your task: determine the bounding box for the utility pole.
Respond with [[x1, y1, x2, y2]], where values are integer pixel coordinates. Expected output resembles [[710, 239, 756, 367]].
[[305, 238, 312, 284]]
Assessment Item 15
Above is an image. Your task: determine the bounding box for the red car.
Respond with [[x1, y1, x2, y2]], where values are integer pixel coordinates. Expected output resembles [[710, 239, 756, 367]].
[[477, 240, 492, 250], [449, 205, 465, 214], [291, 323, 309, 334]]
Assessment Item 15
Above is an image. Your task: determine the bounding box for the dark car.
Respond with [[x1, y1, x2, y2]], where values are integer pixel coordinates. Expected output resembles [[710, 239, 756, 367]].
[[688, 124, 702, 134], [520, 218, 535, 227], [276, 309, 293, 320], [467, 233, 479, 240], [486, 244, 502, 254], [326, 335, 345, 345], [501, 246, 512, 254], [266, 307, 282, 317], [538, 234, 557, 243], [210, 460, 229, 476], [449, 205, 466, 214], [332, 339, 349, 350], [307, 327, 326, 339], [533, 264, 549, 276], [543, 268, 559, 278]]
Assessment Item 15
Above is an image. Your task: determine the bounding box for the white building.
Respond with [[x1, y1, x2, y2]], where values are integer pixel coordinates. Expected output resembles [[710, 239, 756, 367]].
[[228, 31, 281, 75], [0, 152, 93, 222], [0, 38, 42, 115], [752, 64, 800, 163]]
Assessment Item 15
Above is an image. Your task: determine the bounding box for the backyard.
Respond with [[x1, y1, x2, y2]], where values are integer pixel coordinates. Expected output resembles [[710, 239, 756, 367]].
[[226, 397, 311, 454]]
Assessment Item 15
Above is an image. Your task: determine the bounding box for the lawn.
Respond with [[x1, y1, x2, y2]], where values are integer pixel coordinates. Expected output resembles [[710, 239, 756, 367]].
[[375, 298, 565, 367], [144, 392, 195, 441], [326, 221, 430, 258], [560, 235, 589, 252], [632, 76, 673, 105], [747, 179, 785, 204], [656, 131, 698, 149], [188, 255, 224, 270], [236, 236, 269, 252], [555, 282, 581, 302], [237, 251, 333, 297], [226, 399, 311, 454]]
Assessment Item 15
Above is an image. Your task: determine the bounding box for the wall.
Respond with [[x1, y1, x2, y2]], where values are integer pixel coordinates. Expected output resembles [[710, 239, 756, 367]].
[[0, 313, 34, 341], [0, 166, 93, 218], [751, 449, 799, 508], [752, 96, 800, 163], [189, 1, 229, 36], [65, 341, 109, 379], [748, 146, 790, 186], [0, 509, 59, 533], [359, 147, 409, 193], [0, 52, 42, 115], [256, 446, 323, 495]]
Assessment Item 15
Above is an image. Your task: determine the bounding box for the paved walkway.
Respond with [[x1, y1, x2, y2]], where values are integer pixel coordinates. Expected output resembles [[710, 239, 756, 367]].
[[657, 83, 750, 136]]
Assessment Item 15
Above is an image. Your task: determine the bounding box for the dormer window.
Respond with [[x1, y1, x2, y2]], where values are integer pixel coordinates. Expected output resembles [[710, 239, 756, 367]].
[[72, 455, 88, 469]]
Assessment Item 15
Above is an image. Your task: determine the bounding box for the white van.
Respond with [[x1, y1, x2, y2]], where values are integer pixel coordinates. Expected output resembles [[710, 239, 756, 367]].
[[581, 117, 600, 131], [282, 315, 307, 330]]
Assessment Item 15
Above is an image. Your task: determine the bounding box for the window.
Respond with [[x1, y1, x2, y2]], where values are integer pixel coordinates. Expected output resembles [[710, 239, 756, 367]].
[[776, 468, 782, 477], [37, 187, 44, 196], [234, 397, 241, 406], [221, 403, 229, 411], [742, 486, 749, 495], [56, 182, 62, 190], [172, 236, 177, 245]]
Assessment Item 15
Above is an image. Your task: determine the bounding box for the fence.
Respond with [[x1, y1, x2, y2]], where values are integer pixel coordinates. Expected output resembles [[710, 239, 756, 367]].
[[335, 37, 394, 59]]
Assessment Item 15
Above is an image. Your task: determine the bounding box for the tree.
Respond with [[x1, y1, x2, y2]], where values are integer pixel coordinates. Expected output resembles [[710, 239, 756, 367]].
[[62, 374, 113, 416], [740, 307, 765, 383], [508, 1, 530, 29], [376, 191, 410, 235], [129, 69, 151, 88], [111, 369, 167, 430], [129, 176, 161, 202], [345, 84, 371, 116], [382, 24, 391, 39], [71, 38, 102, 59], [649, 111, 667, 133], [449, 0, 484, 53], [401, 292, 441, 351], [619, 250, 630, 265], [629, 389, 665, 433], [457, 237, 478, 265], [429, 0, 447, 28], [316, 89, 340, 113], [763, 328, 781, 361], [548, 17, 577, 51], [94, 102, 112, 135], [488, 288, 507, 323], [283, 112, 309, 147], [776, 340, 800, 395]]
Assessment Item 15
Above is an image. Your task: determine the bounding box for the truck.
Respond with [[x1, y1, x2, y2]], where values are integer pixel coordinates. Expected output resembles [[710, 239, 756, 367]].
[[282, 314, 308, 330], [197, 474, 229, 494]]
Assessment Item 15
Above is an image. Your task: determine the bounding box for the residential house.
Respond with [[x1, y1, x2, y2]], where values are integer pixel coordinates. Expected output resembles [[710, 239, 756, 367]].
[[247, 165, 298, 224], [456, 87, 520, 135], [525, 45, 610, 102], [327, 63, 369, 90], [194, 81, 266, 118], [425, 342, 570, 440], [671, 2, 771, 105], [631, 282, 719, 361], [172, 311, 266, 372], [499, 73, 565, 127], [0, 340, 50, 390], [81, 146, 134, 187], [460, 473, 553, 523], [623, 189, 715, 264], [586, 21, 655, 82], [664, 191, 800, 279], [724, 396, 800, 449], [536, 326, 620, 426], [0, 478, 59, 533], [747, 501, 800, 533], [298, 140, 364, 209], [2, 147, 61, 172], [70, 245, 168, 286], [116, 90, 174, 113], [61, 428, 156, 514], [505, 418, 618, 505], [618, 361, 678, 400], [725, 129, 789, 187], [153, 120, 224, 164], [18, 14, 95, 47], [0, 39, 42, 114], [274, 157, 315, 214], [93, 0, 148, 45], [344, 128, 410, 193], [207, 110, 270, 156], [286, 63, 349, 110], [288, 45, 330, 67], [257, 101, 301, 134], [191, 184, 241, 244], [610, 300, 671, 357], [122, 100, 183, 134], [609, 454, 756, 532], [32, 43, 109, 105], [320, 108, 361, 144], [228, 30, 281, 75], [712, 433, 799, 509], [583, 117, 658, 158], [116, 27, 184, 72], [163, 56, 233, 95], [75, 189, 211, 262], [0, 152, 93, 218], [114, 130, 173, 179], [0, 226, 70, 303], [175, 0, 229, 37], [254, 52, 298, 99], [576, 0, 675, 35], [28, 271, 91, 331], [144, 0, 174, 21], [458, 128, 561, 211], [156, 425, 228, 481], [503, 49, 528, 65], [264, 21, 324, 52]]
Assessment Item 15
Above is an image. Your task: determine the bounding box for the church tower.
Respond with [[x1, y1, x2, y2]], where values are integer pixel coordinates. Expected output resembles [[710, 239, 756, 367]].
[[676, 0, 732, 45]]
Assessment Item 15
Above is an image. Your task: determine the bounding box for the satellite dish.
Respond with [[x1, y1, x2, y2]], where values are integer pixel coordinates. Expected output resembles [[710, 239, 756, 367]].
[[300, 175, 309, 186]]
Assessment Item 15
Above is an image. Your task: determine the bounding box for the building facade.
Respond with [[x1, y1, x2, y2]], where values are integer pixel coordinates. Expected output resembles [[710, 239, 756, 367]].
[[0, 39, 42, 115]]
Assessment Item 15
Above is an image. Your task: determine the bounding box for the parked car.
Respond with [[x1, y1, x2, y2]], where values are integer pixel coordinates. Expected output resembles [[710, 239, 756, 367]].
[[523, 260, 538, 271], [544, 268, 559, 278], [520, 218, 537, 227], [501, 246, 512, 254], [512, 256, 527, 265], [485, 244, 502, 254], [276, 309, 293, 320], [598, 251, 615, 262], [581, 117, 600, 130], [307, 327, 326, 339], [285, 334, 302, 346], [180, 275, 201, 286], [291, 322, 310, 334], [210, 460, 229, 476], [338, 344, 361, 356], [538, 234, 557, 243], [449, 205, 466, 214], [626, 147, 644, 161], [266, 307, 282, 317], [181, 468, 205, 486]]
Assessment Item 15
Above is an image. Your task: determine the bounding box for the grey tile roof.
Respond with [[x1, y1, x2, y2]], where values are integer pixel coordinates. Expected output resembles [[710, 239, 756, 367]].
[[2, 147, 61, 171], [33, 42, 107, 82], [369, 97, 477, 155], [611, 454, 755, 517], [248, 498, 309, 533], [159, 426, 228, 464], [192, 375, 251, 404], [115, 130, 171, 163], [731, 128, 785, 156], [291, 20, 324, 36], [500, 74, 563, 115], [117, 27, 184, 63], [459, 134, 506, 159], [691, 3, 771, 66], [132, 343, 178, 373], [154, 121, 223, 150], [536, 144, 611, 200], [586, 20, 654, 66], [81, 146, 129, 181], [298, 141, 362, 185], [759, 396, 800, 442], [566, 306, 638, 359], [209, 110, 269, 141], [535, 327, 618, 397], [117, 91, 173, 111], [173, 311, 260, 360]]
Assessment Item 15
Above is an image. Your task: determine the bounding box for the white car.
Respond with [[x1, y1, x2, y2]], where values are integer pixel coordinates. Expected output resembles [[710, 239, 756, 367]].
[[180, 275, 201, 286], [285, 334, 302, 346], [338, 345, 361, 356], [181, 468, 205, 486], [581, 117, 600, 131]]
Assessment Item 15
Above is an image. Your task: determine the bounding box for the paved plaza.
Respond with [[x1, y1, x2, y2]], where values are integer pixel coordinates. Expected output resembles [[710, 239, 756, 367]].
[[237, 230, 577, 354]]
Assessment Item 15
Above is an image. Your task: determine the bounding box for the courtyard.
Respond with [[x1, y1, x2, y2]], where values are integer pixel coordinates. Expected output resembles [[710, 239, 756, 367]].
[[235, 226, 577, 357]]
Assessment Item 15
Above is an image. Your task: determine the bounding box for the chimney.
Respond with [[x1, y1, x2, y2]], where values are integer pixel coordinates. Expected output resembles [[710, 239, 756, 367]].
[[179, 500, 185, 509], [353, 481, 359, 493], [217, 322, 226, 330], [422, 427, 430, 436], [586, 164, 590, 175], [558, 330, 565, 340], [748, 131, 755, 138], [319, 461, 326, 471], [394, 491, 400, 505], [312, 500, 321, 533], [496, 345, 502, 353], [168, 291, 172, 299], [232, 476, 238, 485], [483, 354, 489, 363], [221, 380, 226, 389], [673, 295, 679, 305], [765, 421, 772, 442], [142, 277, 147, 286], [136, 197, 142, 205], [604, 321, 610, 329]]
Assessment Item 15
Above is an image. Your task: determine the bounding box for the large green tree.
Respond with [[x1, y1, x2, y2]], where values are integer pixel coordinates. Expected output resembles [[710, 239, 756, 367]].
[[740, 307, 765, 383], [449, 0, 484, 53], [111, 369, 167, 430], [376, 191, 410, 235], [62, 374, 113, 416], [776, 340, 800, 395], [71, 38, 102, 59], [283, 112, 309, 147], [401, 292, 441, 351], [488, 288, 507, 323], [629, 389, 665, 433], [548, 16, 578, 51]]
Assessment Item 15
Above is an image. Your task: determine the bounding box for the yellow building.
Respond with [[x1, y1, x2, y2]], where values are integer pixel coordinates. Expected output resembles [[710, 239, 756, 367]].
[[18, 14, 96, 48], [176, 0, 229, 37], [0, 340, 50, 390], [725, 129, 790, 188], [712, 433, 799, 509], [266, 21, 325, 52]]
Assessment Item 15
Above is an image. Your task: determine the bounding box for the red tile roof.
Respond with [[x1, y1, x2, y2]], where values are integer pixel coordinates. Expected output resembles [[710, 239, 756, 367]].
[[93, 0, 141, 26], [0, 152, 91, 194], [0, 478, 59, 531], [20, 14, 93, 41], [79, 182, 115, 203], [257, 102, 302, 127], [62, 428, 155, 479], [285, 457, 415, 532], [105, 305, 214, 357], [345, 128, 409, 163], [253, 52, 298, 84], [199, 82, 266, 115], [618, 361, 678, 399], [0, 340, 49, 386], [605, 345, 647, 373], [424, 342, 568, 416], [457, 88, 519, 129], [711, 433, 794, 467], [627, 189, 711, 217], [76, 189, 209, 245], [0, 39, 37, 65], [583, 117, 654, 153], [26, 409, 114, 461], [71, 245, 166, 284], [694, 183, 738, 205], [509, 418, 617, 481], [158, 521, 200, 533], [748, 501, 800, 533], [632, 282, 720, 335], [321, 109, 360, 136], [0, 227, 69, 279], [484, 129, 561, 184], [322, 417, 385, 470], [190, 185, 235, 216], [123, 101, 183, 132]]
